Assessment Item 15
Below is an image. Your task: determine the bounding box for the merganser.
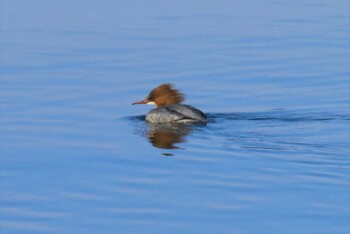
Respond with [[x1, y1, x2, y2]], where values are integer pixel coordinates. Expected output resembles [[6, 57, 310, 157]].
[[132, 83, 207, 123]]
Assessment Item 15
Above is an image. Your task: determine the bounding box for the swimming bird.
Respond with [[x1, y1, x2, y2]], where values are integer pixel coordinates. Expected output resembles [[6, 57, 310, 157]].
[[132, 84, 207, 123]]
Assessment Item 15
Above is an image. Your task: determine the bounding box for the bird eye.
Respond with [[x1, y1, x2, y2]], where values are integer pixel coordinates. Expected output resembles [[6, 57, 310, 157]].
[[148, 94, 154, 100]]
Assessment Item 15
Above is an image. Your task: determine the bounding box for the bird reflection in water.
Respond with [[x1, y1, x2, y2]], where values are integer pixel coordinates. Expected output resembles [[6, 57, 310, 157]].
[[146, 122, 194, 150]]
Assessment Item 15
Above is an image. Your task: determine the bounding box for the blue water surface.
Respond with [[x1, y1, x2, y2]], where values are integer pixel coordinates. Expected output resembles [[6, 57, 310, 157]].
[[1, 0, 350, 233]]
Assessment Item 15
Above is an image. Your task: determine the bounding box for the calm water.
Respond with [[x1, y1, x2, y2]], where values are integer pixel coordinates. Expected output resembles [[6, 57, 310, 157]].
[[1, 1, 350, 233]]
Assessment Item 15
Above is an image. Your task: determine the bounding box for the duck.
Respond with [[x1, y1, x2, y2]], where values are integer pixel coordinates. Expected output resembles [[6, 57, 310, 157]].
[[132, 83, 207, 123]]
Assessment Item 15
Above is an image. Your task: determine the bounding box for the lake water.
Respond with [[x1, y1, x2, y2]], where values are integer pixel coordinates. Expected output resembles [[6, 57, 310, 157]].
[[1, 1, 350, 233]]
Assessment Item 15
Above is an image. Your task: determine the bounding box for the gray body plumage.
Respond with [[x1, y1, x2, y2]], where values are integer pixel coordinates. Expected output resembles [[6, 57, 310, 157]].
[[146, 104, 207, 123]]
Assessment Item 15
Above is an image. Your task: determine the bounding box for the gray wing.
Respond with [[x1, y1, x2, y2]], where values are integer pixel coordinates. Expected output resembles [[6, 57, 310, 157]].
[[146, 106, 184, 123], [146, 104, 207, 123]]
